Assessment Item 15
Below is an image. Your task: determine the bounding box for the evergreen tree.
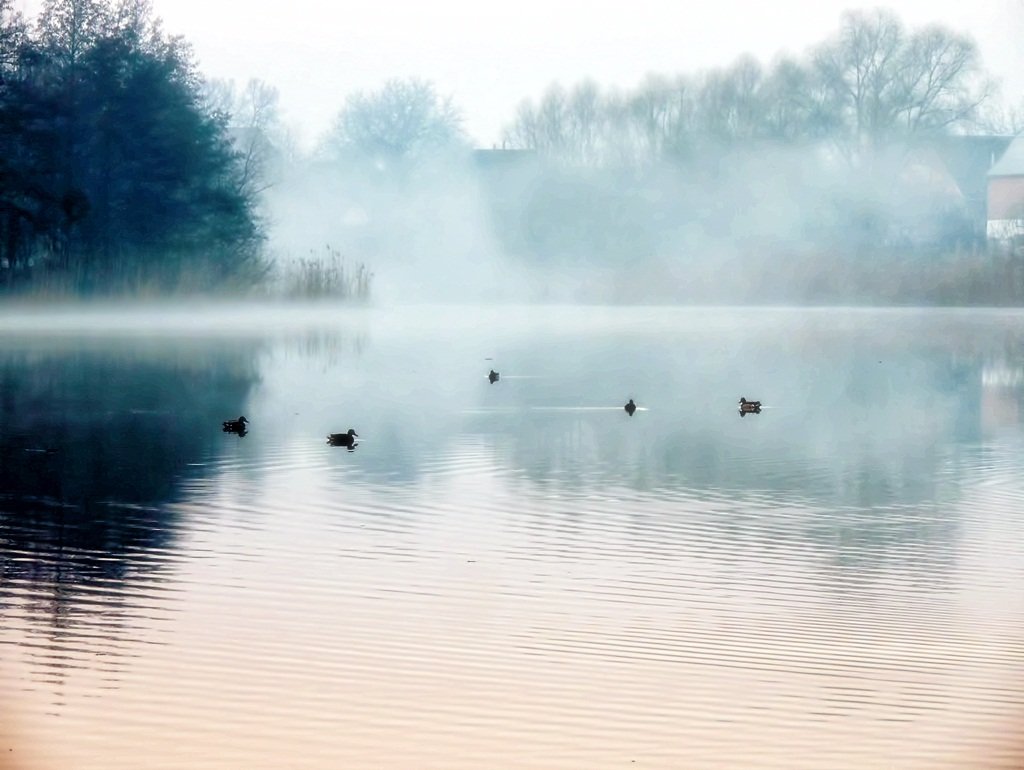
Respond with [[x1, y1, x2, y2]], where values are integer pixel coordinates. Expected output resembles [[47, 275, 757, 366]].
[[0, 0, 265, 294]]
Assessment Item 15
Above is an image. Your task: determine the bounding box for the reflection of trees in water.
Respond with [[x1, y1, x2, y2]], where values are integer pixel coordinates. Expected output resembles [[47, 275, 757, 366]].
[[489, 411, 966, 585], [295, 313, 1024, 584], [0, 338, 262, 679], [276, 327, 369, 365], [458, 325, 1024, 581]]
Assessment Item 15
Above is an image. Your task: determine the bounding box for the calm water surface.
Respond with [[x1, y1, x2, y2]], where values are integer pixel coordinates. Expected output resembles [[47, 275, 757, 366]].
[[0, 305, 1022, 769]]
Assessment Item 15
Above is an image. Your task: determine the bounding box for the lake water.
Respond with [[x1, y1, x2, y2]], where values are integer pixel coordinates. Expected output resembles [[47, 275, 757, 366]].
[[0, 305, 1022, 769]]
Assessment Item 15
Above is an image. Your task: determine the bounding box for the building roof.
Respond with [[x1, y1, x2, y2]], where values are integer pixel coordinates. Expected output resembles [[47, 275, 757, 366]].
[[899, 147, 963, 200], [931, 135, 1011, 189], [989, 135, 1024, 177]]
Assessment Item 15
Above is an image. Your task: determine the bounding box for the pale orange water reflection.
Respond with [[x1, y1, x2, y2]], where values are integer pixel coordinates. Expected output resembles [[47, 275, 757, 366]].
[[1, 306, 1023, 769]]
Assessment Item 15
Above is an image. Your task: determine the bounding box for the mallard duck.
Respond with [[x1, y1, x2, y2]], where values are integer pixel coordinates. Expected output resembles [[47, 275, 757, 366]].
[[327, 428, 359, 447], [624, 398, 637, 416], [738, 397, 761, 415], [222, 415, 249, 432], [488, 369, 500, 384]]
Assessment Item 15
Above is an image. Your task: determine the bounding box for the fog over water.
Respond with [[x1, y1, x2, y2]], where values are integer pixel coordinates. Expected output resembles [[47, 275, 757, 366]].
[[3, 0, 1024, 767], [1, 305, 1023, 769], [3, 2, 1023, 303]]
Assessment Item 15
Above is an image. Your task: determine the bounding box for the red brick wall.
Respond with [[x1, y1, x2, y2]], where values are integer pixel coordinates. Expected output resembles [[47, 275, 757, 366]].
[[988, 176, 1024, 219]]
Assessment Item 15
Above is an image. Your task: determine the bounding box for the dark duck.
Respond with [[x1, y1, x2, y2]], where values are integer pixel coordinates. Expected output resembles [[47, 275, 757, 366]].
[[327, 428, 359, 448], [624, 398, 637, 417], [488, 369, 500, 384], [222, 415, 249, 433], [738, 397, 761, 416]]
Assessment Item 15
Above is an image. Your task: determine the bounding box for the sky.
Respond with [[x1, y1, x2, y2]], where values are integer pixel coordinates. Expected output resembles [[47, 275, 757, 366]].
[[14, 0, 1024, 149]]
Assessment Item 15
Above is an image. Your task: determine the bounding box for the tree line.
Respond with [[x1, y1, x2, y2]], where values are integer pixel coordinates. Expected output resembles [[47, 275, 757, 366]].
[[502, 9, 993, 166], [273, 9, 998, 170], [484, 7, 1017, 291], [0, 4, 1017, 298], [0, 0, 263, 295], [287, 9, 1008, 277]]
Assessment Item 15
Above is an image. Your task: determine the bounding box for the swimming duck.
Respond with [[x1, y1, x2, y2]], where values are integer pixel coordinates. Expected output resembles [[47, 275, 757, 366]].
[[738, 397, 761, 415], [625, 398, 637, 417], [222, 415, 249, 432], [488, 369, 500, 384], [327, 428, 359, 447]]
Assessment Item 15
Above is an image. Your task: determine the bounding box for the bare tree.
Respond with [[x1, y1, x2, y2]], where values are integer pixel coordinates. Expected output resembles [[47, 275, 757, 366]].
[[761, 56, 838, 142], [976, 98, 1024, 135], [896, 24, 991, 132], [201, 77, 236, 122], [323, 78, 465, 168], [605, 74, 702, 163], [503, 84, 566, 155], [613, 74, 682, 160], [564, 80, 606, 164], [201, 77, 284, 194], [813, 9, 988, 158], [693, 55, 764, 143], [234, 78, 282, 193], [503, 80, 611, 165]]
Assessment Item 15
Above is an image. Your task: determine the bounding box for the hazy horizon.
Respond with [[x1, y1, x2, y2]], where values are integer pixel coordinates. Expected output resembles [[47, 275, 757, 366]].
[[13, 0, 1024, 148], [3, 0, 1024, 305], [3, 0, 1024, 760]]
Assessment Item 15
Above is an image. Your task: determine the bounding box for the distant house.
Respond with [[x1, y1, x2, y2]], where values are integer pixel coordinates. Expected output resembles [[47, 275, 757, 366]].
[[987, 135, 1024, 250], [930, 135, 1013, 242], [862, 136, 1011, 249], [890, 144, 970, 247]]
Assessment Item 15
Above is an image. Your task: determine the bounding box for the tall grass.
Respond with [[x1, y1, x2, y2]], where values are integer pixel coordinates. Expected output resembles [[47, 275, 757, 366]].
[[276, 246, 373, 301], [0, 242, 271, 300]]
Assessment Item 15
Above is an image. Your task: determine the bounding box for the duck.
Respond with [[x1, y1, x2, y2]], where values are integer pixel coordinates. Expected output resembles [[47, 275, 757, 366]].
[[624, 398, 637, 417], [488, 369, 500, 384], [738, 397, 761, 415], [222, 415, 249, 432], [327, 428, 359, 447]]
